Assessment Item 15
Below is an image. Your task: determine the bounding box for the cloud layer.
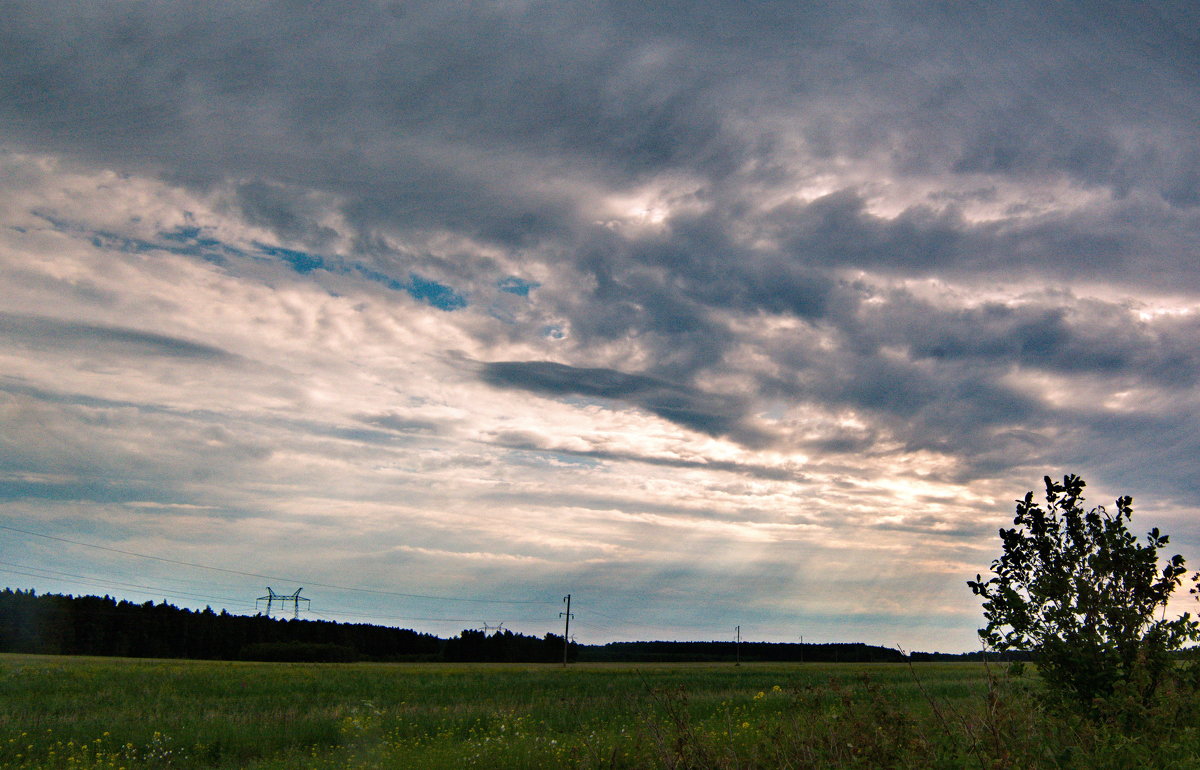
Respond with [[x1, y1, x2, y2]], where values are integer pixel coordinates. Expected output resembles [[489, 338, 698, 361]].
[[1, 0, 1199, 650]]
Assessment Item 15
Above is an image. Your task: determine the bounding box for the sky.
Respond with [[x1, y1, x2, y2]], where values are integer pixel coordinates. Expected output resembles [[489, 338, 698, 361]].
[[1, 1, 1199, 653]]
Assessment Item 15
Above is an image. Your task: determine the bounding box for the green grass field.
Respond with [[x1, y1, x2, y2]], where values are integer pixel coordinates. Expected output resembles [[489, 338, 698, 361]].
[[2, 653, 1198, 768]]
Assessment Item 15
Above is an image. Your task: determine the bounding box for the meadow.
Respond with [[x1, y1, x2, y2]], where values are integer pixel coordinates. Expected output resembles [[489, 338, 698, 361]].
[[2, 653, 1199, 769]]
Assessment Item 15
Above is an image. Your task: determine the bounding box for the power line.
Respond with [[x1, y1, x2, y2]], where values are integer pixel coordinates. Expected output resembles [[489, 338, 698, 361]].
[[0, 566, 258, 610], [0, 563, 557, 628], [0, 523, 556, 605], [582, 605, 628, 625], [0, 563, 783, 642], [2, 527, 806, 643], [307, 609, 489, 625], [0, 559, 560, 628], [270, 604, 557, 626]]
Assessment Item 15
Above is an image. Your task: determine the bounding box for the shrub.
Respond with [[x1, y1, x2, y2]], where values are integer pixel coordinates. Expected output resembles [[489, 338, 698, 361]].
[[968, 474, 1199, 708]]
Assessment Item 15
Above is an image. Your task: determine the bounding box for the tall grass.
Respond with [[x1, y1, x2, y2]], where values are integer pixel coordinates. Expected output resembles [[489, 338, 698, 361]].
[[2, 654, 1198, 768]]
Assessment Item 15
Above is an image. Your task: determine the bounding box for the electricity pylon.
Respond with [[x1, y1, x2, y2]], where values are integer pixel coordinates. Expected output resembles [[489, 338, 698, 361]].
[[256, 587, 310, 619]]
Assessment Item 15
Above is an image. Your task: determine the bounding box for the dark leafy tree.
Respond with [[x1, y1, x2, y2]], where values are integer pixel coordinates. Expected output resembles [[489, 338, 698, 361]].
[[0, 589, 442, 661], [968, 474, 1199, 707]]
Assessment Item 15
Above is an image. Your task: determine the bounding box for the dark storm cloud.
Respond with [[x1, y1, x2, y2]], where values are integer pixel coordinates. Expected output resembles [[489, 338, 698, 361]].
[[9, 0, 1200, 653], [3, 1, 1195, 224], [1063, 409, 1200, 503], [763, 191, 1200, 291], [481, 360, 770, 445], [621, 211, 842, 319], [0, 0, 727, 242], [235, 181, 340, 248], [2, 0, 1197, 322], [4, 0, 1200, 495], [755, 341, 1047, 469], [773, 191, 966, 272], [0, 312, 237, 361], [851, 290, 1200, 386]]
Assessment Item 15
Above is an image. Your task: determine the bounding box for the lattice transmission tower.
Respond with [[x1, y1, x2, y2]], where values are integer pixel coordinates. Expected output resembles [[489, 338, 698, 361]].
[[256, 587, 310, 619]]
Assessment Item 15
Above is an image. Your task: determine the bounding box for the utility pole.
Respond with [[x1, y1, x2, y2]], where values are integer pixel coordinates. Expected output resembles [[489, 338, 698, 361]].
[[560, 594, 574, 667], [735, 624, 741, 666]]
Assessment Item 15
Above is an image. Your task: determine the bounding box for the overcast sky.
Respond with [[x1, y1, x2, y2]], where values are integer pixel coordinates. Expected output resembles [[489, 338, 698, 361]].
[[2, 0, 1199, 652]]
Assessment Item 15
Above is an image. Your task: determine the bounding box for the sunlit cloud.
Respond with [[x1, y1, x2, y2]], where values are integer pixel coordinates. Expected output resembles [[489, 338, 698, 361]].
[[1, 1, 1198, 652]]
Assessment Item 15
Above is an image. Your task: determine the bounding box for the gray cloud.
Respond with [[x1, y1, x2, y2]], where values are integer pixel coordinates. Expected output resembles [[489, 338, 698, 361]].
[[1, 2, 1194, 220], [485, 428, 800, 481], [0, 312, 238, 361], [234, 181, 341, 249], [3, 0, 1200, 650], [480, 360, 771, 446]]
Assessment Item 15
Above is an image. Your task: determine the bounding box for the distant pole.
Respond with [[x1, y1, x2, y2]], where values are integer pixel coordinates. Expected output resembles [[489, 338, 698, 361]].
[[736, 625, 741, 666], [560, 594, 573, 667], [800, 635, 804, 663]]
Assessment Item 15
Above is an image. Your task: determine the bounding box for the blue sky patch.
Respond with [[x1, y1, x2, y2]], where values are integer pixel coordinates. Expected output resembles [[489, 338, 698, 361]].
[[163, 227, 227, 252], [41, 216, 468, 313], [54, 220, 239, 265], [353, 265, 467, 311], [255, 243, 328, 274], [354, 265, 408, 292], [162, 226, 202, 242], [407, 274, 467, 311], [160, 226, 238, 263], [38, 220, 242, 264]]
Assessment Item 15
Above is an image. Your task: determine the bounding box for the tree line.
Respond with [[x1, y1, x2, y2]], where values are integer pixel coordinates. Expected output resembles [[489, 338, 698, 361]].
[[0, 589, 579, 662], [1, 588, 980, 663], [0, 589, 447, 661]]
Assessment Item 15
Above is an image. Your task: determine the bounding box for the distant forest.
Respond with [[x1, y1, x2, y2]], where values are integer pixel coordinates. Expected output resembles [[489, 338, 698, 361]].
[[0, 589, 1006, 663]]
